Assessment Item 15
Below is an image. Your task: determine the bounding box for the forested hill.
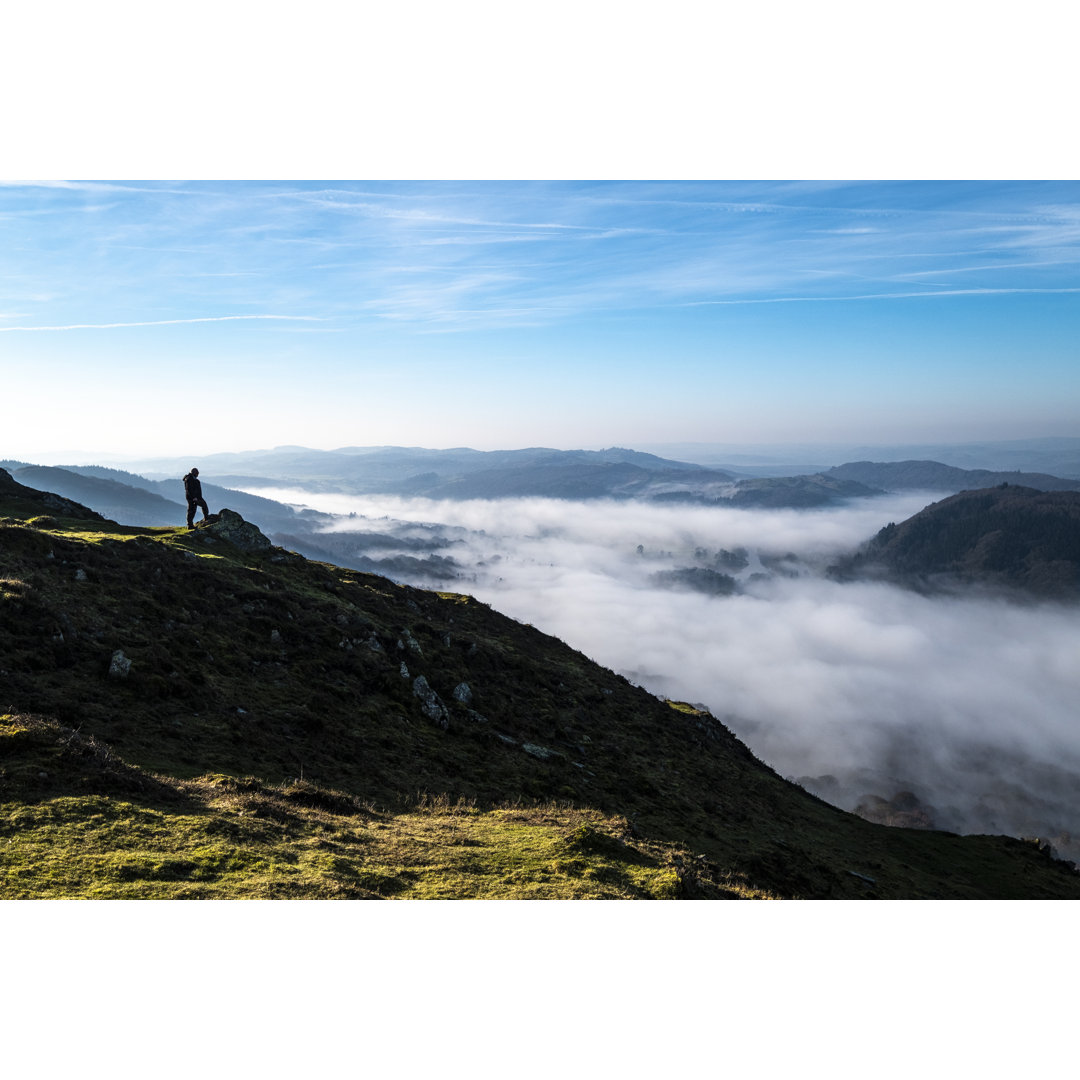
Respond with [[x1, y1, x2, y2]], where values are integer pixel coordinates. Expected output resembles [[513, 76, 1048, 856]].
[[831, 485, 1080, 598]]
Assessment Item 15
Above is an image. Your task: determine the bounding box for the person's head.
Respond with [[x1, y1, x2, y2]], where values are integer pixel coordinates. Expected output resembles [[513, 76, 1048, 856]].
[[191, 468, 199, 476]]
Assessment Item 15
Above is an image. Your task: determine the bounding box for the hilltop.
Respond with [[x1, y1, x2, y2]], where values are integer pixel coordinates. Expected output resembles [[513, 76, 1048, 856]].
[[830, 485, 1080, 599], [2, 468, 1078, 898]]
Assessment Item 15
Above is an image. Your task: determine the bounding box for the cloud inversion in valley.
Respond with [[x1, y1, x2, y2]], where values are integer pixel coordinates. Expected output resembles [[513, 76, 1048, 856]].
[[251, 488, 1080, 856]]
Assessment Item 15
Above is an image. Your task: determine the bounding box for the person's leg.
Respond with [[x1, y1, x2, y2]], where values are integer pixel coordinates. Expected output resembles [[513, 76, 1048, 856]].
[[186, 499, 196, 528], [198, 498, 209, 521]]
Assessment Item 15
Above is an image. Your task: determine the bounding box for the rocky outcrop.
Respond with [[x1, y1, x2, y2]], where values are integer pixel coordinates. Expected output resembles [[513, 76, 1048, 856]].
[[194, 509, 272, 551]]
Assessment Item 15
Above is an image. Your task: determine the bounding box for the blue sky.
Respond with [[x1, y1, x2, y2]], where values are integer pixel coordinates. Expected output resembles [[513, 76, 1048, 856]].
[[3, 179, 1078, 459]]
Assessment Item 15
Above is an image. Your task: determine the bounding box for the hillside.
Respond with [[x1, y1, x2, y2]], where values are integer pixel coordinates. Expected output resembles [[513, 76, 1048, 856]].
[[0, 467, 106, 521], [826, 460, 1080, 494], [9, 464, 188, 527], [830, 485, 1080, 598], [2, 468, 1078, 898]]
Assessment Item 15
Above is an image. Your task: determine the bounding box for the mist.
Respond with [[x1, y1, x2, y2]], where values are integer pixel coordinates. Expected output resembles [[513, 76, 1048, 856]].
[[250, 487, 1080, 857]]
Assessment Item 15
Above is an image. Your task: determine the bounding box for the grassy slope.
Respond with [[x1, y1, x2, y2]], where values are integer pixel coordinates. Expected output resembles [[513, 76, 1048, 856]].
[[1, 491, 1077, 899]]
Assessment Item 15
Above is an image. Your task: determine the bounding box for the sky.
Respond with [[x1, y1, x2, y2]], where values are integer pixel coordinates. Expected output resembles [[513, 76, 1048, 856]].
[[3, 179, 1079, 461]]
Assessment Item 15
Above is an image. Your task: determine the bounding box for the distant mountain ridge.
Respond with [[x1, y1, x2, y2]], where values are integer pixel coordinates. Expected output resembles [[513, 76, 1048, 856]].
[[637, 437, 1080, 478], [11, 448, 1080, 548], [116, 445, 890, 507], [134, 445, 714, 484], [826, 460, 1080, 494]]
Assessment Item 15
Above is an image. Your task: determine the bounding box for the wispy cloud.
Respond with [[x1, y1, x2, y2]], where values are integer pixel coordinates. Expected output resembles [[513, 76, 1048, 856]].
[[419, 233, 554, 246], [297, 197, 591, 231], [0, 180, 195, 195], [0, 314, 322, 332], [894, 259, 1080, 279], [684, 287, 1080, 306], [2, 180, 1078, 357]]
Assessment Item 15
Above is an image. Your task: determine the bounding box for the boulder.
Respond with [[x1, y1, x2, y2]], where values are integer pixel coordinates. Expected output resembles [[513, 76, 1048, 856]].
[[195, 509, 272, 552], [108, 650, 132, 679], [412, 675, 449, 730], [522, 743, 559, 760]]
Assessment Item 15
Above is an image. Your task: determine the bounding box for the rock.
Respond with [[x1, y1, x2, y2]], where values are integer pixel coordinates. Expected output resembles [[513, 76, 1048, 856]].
[[367, 633, 384, 653], [108, 650, 132, 679], [270, 629, 283, 645], [522, 743, 559, 760], [399, 662, 409, 679], [452, 682, 473, 705], [196, 509, 272, 551], [74, 569, 88, 582], [412, 675, 449, 729], [399, 629, 423, 655]]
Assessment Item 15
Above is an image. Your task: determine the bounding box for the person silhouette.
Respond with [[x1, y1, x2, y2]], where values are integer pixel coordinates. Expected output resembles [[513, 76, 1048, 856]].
[[183, 467, 210, 528]]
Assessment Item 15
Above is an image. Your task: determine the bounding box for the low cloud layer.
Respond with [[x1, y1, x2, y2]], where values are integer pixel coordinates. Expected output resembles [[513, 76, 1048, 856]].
[[254, 488, 1080, 856]]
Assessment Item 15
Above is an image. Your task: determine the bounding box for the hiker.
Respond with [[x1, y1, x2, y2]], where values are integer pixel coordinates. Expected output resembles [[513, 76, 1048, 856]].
[[183, 467, 210, 528]]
